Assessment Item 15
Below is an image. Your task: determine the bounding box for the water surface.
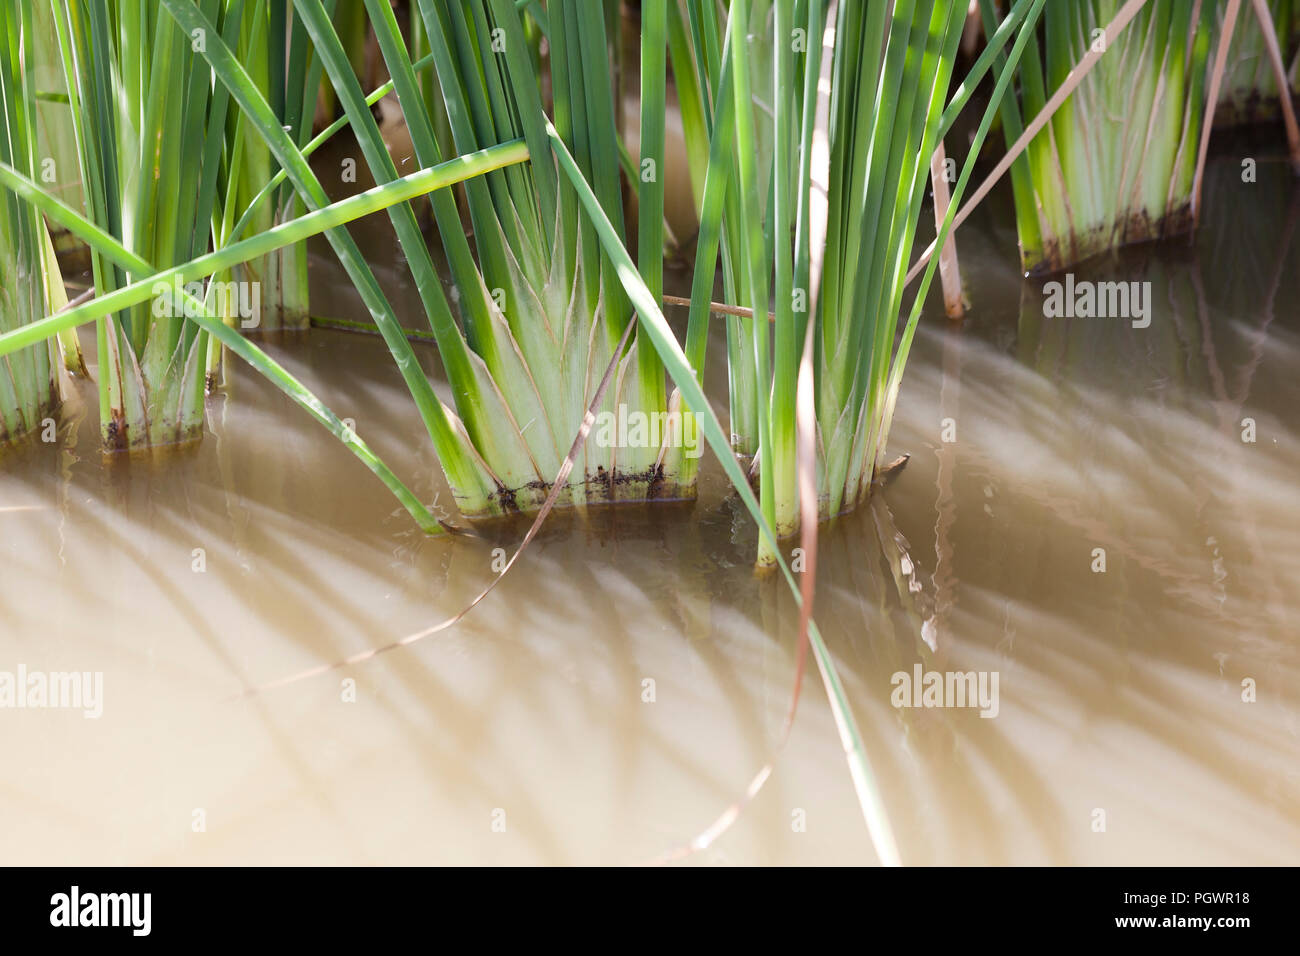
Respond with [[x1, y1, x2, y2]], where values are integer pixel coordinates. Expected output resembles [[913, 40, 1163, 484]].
[[1, 154, 1297, 865]]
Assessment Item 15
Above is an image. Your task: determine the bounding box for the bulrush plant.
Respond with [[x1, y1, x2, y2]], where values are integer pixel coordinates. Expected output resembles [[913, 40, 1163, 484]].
[[43, 0, 255, 449], [813, 0, 974, 534], [219, 2, 320, 337], [25, 0, 338, 445], [670, 0, 1046, 563], [0, 123, 532, 529], [1215, 0, 1298, 127], [982, 0, 1212, 274], [0, 2, 65, 444], [27, 0, 86, 297], [268, 0, 692, 516]]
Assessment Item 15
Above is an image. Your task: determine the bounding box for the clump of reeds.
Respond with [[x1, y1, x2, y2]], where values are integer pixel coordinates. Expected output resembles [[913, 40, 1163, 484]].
[[986, 0, 1212, 274], [1214, 0, 1298, 127], [666, 0, 1045, 563], [0, 2, 65, 444], [270, 0, 697, 516]]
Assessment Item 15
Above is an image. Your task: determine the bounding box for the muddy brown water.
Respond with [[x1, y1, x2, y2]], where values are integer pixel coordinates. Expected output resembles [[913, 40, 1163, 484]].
[[1, 153, 1298, 865]]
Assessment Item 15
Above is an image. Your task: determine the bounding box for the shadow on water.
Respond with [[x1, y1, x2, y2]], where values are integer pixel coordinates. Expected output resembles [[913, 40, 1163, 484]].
[[0, 151, 1297, 864]]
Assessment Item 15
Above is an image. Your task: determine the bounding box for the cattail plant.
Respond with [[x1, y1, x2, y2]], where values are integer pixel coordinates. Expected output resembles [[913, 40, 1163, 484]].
[[40, 0, 250, 449], [0, 2, 65, 444], [220, 2, 321, 337], [668, 0, 1044, 563], [1215, 0, 1298, 127], [263, 0, 694, 516], [27, 1, 84, 250], [983, 0, 1212, 274], [0, 106, 529, 530]]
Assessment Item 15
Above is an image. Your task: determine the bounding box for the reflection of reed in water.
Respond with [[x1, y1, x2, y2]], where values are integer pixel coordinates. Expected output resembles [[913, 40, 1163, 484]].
[[1011, 159, 1300, 633], [859, 158, 1300, 860]]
